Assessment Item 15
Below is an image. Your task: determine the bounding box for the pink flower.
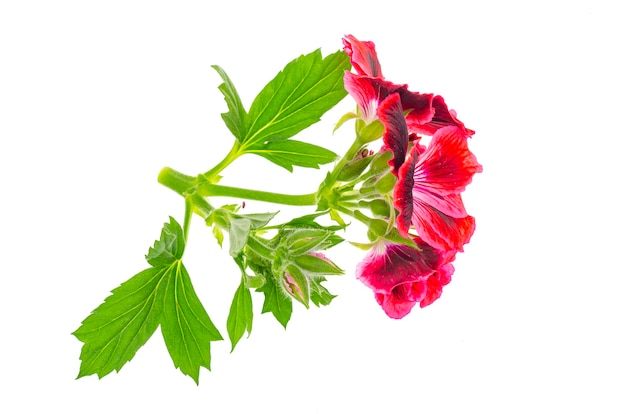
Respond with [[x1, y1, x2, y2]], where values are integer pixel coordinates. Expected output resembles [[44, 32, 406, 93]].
[[356, 237, 455, 319], [342, 35, 474, 172], [394, 126, 483, 251]]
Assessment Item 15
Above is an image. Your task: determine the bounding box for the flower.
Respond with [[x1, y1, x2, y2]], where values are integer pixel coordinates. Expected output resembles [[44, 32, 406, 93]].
[[342, 35, 474, 173], [394, 125, 483, 251], [356, 237, 455, 319]]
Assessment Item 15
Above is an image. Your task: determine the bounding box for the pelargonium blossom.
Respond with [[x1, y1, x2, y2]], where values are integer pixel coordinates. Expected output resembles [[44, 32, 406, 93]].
[[342, 35, 473, 173], [394, 125, 483, 252], [356, 237, 455, 319]]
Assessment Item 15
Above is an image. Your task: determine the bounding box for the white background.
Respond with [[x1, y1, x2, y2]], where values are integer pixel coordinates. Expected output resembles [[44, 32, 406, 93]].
[[1, 0, 625, 412]]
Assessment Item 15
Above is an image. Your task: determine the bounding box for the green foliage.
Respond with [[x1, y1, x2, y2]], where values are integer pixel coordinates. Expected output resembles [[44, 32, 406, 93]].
[[226, 279, 253, 351], [161, 261, 223, 384], [248, 139, 337, 171], [310, 278, 337, 307], [257, 275, 293, 328], [73, 218, 222, 384], [244, 49, 350, 148], [214, 49, 350, 171], [212, 65, 248, 141]]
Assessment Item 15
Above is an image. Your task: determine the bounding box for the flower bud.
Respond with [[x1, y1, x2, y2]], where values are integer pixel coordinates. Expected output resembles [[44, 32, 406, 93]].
[[281, 265, 310, 308], [336, 150, 373, 182], [375, 172, 397, 194]]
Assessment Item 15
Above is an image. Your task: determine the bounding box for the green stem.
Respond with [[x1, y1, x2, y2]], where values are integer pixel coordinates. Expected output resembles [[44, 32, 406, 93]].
[[182, 197, 193, 245], [158, 167, 196, 196], [203, 141, 242, 180], [198, 183, 317, 206]]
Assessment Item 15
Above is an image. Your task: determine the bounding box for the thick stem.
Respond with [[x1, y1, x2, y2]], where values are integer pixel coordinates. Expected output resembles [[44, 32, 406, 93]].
[[158, 167, 196, 196]]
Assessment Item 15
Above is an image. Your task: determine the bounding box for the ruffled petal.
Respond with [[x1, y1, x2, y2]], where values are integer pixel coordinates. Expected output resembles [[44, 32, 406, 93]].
[[359, 237, 456, 318], [343, 35, 383, 78], [356, 240, 440, 293], [377, 93, 409, 174], [375, 280, 426, 319], [410, 200, 476, 251], [406, 95, 474, 137], [396, 87, 435, 127], [420, 262, 454, 308]]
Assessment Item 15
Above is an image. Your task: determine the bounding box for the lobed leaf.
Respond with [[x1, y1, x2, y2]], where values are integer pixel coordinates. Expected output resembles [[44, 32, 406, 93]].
[[212, 65, 248, 141], [146, 217, 185, 267], [73, 267, 168, 379], [257, 275, 292, 328], [242, 49, 350, 150], [161, 261, 223, 384], [309, 278, 337, 307]]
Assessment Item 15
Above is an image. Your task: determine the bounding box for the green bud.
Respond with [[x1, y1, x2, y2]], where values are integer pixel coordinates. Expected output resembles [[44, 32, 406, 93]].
[[281, 265, 310, 308], [375, 172, 397, 194], [357, 120, 385, 143], [294, 253, 343, 276], [360, 199, 391, 217], [336, 151, 373, 182], [369, 150, 393, 173]]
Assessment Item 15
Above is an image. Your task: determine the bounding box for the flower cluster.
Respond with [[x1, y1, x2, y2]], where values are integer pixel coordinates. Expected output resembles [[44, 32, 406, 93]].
[[342, 35, 482, 319]]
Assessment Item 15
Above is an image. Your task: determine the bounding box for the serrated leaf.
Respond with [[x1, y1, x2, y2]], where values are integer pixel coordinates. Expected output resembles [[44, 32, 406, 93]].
[[257, 275, 292, 328], [75, 216, 223, 384], [146, 217, 185, 267], [73, 266, 169, 379], [249, 139, 338, 172], [310, 278, 337, 307], [226, 279, 253, 352], [212, 65, 247, 141], [242, 49, 350, 150], [161, 261, 223, 384]]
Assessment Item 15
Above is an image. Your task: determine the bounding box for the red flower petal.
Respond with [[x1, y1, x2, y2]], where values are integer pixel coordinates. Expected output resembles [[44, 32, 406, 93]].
[[396, 87, 435, 128], [356, 240, 440, 293], [394, 126, 482, 249], [357, 238, 457, 318], [420, 262, 454, 308], [375, 281, 426, 319], [410, 203, 476, 251], [413, 125, 483, 196], [377, 93, 409, 174], [407, 95, 474, 137], [343, 35, 383, 78]]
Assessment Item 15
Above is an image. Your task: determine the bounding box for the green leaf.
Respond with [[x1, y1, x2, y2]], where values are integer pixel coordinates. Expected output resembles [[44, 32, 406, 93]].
[[310, 278, 337, 307], [226, 279, 253, 352], [242, 49, 350, 149], [228, 216, 252, 256], [249, 139, 338, 172], [146, 216, 185, 267], [212, 65, 248, 141], [73, 266, 168, 379], [74, 217, 223, 384], [161, 261, 223, 384], [257, 275, 292, 328]]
